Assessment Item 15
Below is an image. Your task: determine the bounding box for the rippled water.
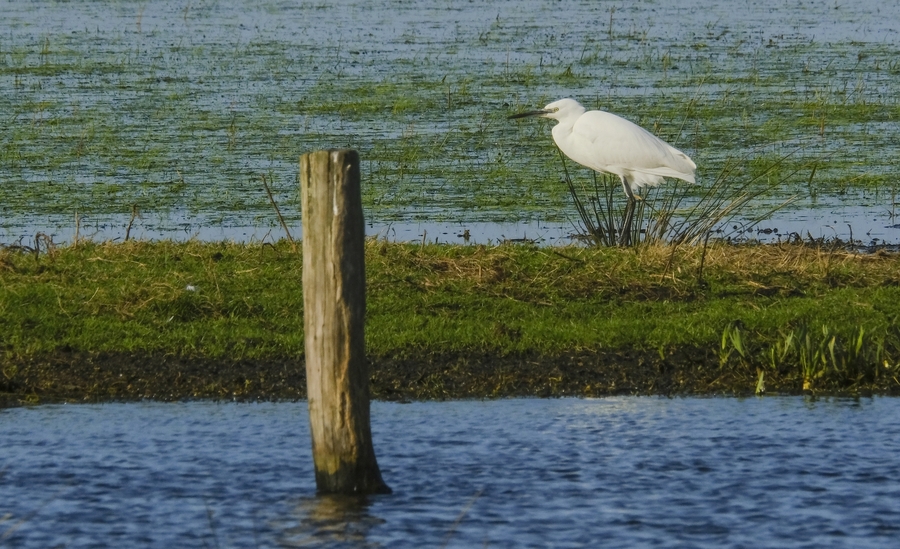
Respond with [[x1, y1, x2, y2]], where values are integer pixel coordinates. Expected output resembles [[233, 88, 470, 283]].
[[2, 397, 899, 548]]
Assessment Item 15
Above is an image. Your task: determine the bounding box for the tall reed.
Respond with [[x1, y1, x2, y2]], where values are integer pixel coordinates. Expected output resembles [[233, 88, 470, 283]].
[[560, 146, 810, 247]]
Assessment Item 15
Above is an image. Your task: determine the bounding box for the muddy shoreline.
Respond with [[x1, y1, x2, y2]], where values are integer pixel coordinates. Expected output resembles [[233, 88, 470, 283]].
[[2, 349, 893, 408]]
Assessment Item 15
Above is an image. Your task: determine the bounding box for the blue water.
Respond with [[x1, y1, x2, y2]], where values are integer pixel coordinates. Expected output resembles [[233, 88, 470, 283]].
[[2, 397, 899, 548]]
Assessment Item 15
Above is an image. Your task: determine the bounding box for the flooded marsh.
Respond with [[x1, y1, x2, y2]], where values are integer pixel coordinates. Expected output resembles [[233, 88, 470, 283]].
[[1, 0, 899, 244]]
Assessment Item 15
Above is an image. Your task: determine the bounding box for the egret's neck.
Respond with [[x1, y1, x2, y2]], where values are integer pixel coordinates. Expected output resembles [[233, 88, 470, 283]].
[[550, 117, 576, 143]]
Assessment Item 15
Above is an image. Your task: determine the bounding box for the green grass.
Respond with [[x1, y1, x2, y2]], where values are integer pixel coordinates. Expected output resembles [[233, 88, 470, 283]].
[[2, 240, 899, 396]]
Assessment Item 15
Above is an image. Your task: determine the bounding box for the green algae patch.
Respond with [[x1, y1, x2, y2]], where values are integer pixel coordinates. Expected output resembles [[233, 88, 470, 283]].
[[2, 240, 900, 404]]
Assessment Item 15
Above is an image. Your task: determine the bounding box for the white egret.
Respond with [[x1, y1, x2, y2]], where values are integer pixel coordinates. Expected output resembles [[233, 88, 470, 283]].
[[509, 98, 696, 245]]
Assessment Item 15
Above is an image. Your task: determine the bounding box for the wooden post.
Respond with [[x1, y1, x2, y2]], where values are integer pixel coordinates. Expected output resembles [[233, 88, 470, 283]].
[[300, 149, 390, 495]]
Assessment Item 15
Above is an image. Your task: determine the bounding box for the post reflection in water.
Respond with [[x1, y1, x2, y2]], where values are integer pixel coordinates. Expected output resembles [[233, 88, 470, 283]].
[[280, 495, 386, 548]]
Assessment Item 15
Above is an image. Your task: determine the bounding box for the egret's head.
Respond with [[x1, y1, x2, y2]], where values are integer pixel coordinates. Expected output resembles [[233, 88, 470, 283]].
[[508, 98, 585, 122]]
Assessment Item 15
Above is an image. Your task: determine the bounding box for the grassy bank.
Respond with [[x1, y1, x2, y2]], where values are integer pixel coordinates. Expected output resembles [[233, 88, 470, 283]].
[[2, 239, 900, 403]]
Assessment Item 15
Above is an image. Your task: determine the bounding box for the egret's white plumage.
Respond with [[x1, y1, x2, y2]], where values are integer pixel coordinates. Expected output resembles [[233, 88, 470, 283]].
[[510, 98, 696, 200]]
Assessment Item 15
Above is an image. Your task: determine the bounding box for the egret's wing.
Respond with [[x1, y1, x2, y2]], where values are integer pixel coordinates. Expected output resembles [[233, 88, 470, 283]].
[[572, 111, 695, 185]]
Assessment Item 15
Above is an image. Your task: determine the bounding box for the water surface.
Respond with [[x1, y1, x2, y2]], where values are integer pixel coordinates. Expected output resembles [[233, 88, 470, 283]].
[[2, 397, 899, 548], [2, 0, 899, 245]]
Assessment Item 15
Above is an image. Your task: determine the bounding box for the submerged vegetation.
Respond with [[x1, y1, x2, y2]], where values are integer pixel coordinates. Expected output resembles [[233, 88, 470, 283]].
[[1, 1, 899, 241], [1, 239, 899, 403]]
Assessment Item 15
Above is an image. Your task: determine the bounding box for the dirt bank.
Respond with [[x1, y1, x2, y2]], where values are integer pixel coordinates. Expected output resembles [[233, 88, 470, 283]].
[[2, 348, 891, 407]]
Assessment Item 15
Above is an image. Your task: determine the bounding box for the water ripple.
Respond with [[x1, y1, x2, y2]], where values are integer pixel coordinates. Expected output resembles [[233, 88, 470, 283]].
[[2, 397, 900, 548]]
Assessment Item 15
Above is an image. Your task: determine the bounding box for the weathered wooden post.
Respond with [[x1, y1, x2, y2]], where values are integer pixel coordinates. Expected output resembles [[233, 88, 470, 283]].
[[300, 149, 390, 495]]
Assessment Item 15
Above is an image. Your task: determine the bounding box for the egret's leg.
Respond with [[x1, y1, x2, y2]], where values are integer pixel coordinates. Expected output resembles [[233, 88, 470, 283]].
[[618, 177, 636, 246], [620, 177, 635, 201], [620, 178, 643, 201], [619, 198, 636, 246]]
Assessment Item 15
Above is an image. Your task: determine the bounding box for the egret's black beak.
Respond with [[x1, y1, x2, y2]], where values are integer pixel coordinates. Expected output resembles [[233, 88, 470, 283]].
[[508, 109, 551, 120]]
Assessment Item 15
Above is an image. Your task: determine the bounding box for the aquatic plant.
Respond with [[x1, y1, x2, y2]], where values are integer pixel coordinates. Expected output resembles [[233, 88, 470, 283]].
[[795, 324, 828, 391], [719, 321, 748, 370], [2, 2, 900, 242]]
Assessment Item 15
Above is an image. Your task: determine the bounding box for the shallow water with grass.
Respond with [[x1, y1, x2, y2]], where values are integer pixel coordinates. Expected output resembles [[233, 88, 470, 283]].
[[2, 397, 900, 548], [2, 0, 899, 245]]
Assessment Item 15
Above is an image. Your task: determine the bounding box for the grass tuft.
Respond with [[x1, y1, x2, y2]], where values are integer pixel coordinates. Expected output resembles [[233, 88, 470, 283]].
[[559, 144, 814, 248]]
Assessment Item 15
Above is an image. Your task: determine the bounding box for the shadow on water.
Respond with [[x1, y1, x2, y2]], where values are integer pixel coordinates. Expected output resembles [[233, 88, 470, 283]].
[[280, 495, 386, 548]]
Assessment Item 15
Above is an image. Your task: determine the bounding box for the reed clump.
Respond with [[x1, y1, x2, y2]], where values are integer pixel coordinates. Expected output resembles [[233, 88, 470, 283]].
[[560, 145, 807, 248]]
